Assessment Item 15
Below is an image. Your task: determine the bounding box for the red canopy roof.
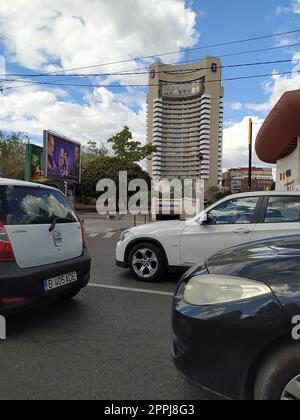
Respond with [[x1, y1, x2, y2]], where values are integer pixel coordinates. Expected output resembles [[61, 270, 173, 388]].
[[255, 89, 300, 164]]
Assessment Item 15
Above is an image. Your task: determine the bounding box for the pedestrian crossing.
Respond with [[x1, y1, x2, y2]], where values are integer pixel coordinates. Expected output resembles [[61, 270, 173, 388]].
[[86, 230, 120, 240], [82, 216, 131, 240]]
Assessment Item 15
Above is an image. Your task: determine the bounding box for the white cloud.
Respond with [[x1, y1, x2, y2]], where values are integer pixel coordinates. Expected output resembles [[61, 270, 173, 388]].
[[229, 102, 243, 111], [275, 5, 291, 15], [275, 0, 300, 15], [0, 84, 147, 146], [245, 2, 300, 114], [222, 117, 272, 170], [293, 0, 300, 13], [0, 0, 198, 74], [246, 55, 300, 113], [0, 0, 199, 157]]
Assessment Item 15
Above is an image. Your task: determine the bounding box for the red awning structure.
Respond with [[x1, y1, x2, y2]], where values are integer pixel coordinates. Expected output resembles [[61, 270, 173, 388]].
[[255, 89, 300, 164]]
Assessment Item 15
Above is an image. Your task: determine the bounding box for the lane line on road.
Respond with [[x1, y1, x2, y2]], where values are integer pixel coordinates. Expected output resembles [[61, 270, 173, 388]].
[[88, 233, 99, 238], [88, 283, 174, 297]]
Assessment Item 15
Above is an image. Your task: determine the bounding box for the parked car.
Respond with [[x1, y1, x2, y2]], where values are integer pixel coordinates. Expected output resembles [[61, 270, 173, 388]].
[[172, 235, 300, 400], [116, 192, 300, 282], [0, 179, 91, 315]]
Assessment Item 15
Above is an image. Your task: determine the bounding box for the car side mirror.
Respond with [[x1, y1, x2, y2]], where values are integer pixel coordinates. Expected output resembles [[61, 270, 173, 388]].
[[199, 213, 209, 225]]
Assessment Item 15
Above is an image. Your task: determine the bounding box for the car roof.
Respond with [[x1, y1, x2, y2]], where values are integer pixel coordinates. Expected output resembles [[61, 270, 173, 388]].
[[227, 191, 300, 199], [0, 178, 57, 191]]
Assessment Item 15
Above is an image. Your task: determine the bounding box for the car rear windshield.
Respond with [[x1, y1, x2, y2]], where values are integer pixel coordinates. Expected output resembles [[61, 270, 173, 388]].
[[0, 185, 78, 225]]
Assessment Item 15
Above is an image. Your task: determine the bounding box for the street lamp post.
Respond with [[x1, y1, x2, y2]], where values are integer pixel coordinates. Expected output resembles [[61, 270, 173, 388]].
[[198, 152, 204, 178]]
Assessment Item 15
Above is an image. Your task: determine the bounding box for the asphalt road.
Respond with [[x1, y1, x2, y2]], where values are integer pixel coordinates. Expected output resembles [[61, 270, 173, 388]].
[[0, 215, 210, 400]]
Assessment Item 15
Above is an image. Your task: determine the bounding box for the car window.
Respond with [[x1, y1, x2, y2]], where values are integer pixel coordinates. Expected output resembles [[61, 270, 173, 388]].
[[0, 186, 78, 225], [208, 197, 259, 225], [264, 197, 300, 223]]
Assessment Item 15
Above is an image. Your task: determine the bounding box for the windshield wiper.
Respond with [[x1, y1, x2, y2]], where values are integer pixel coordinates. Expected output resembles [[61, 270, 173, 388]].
[[49, 217, 60, 232]]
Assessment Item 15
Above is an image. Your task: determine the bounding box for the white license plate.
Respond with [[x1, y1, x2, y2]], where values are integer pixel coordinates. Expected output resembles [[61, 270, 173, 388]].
[[43, 272, 78, 292]]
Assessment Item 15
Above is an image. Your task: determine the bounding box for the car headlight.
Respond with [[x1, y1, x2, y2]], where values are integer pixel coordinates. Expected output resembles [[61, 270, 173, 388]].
[[120, 230, 132, 242], [183, 275, 272, 306]]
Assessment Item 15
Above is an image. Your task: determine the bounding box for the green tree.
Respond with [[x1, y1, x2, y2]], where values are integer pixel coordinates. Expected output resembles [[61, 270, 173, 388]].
[[108, 126, 156, 162], [81, 140, 109, 170], [85, 140, 108, 156], [0, 131, 28, 180], [78, 156, 151, 205], [205, 186, 230, 206]]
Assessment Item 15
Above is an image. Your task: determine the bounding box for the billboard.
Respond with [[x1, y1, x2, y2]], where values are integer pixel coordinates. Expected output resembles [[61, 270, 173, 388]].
[[43, 130, 81, 183], [25, 144, 44, 182]]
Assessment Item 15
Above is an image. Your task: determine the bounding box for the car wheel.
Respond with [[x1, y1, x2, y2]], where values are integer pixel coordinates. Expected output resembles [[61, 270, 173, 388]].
[[254, 342, 300, 400], [128, 242, 165, 282]]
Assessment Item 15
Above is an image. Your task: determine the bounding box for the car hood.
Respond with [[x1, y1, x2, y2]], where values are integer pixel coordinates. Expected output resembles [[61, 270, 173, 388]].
[[181, 235, 300, 317], [205, 235, 300, 286], [126, 220, 185, 236], [201, 235, 300, 315]]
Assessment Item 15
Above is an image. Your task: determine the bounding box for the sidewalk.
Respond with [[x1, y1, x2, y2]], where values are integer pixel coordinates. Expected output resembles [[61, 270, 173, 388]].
[[78, 213, 151, 233]]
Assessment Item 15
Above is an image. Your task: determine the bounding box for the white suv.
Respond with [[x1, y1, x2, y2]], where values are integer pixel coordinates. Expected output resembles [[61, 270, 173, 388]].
[[0, 178, 91, 314], [116, 192, 300, 282]]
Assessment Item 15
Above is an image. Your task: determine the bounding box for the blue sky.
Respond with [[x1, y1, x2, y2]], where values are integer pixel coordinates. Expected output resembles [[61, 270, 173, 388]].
[[192, 0, 300, 120], [0, 0, 299, 169]]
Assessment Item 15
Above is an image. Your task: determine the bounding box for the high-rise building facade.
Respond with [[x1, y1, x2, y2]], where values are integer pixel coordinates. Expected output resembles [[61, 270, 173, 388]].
[[147, 57, 224, 189]]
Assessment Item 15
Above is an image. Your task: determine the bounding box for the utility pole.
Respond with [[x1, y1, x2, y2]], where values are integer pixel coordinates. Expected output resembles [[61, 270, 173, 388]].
[[248, 118, 253, 191]]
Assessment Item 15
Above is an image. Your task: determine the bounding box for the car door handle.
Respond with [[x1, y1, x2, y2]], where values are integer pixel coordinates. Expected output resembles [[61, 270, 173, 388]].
[[233, 228, 251, 234]]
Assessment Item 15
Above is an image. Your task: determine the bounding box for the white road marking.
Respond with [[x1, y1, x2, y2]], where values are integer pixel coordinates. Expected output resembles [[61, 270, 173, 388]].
[[102, 232, 116, 239], [88, 283, 174, 297], [88, 233, 99, 238]]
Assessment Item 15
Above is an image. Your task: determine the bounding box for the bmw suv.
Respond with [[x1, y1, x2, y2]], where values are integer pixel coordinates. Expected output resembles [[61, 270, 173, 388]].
[[117, 192, 300, 282]]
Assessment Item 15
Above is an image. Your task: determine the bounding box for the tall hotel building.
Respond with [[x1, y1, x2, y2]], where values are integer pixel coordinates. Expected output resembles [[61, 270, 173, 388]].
[[147, 57, 224, 189]]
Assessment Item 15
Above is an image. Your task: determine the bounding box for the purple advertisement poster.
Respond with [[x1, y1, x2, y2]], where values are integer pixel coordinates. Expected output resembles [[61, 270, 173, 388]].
[[44, 131, 81, 183]]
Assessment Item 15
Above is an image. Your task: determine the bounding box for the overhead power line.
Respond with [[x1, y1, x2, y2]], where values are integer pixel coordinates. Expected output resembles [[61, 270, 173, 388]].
[[1, 29, 300, 92], [3, 28, 300, 79], [3, 69, 300, 91], [2, 57, 300, 79], [73, 41, 300, 76]]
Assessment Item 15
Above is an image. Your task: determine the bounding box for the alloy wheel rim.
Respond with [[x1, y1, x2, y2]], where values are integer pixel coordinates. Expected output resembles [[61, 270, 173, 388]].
[[132, 248, 159, 278], [281, 374, 300, 400]]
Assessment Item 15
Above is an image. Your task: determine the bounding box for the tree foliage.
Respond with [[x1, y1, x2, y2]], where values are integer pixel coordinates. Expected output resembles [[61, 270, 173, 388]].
[[0, 131, 28, 180], [79, 156, 151, 202], [81, 140, 109, 170], [84, 140, 109, 156], [205, 186, 230, 206], [108, 126, 156, 162]]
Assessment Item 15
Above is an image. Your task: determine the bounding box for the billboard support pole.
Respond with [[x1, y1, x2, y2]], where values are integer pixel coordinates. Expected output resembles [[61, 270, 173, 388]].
[[25, 143, 32, 182]]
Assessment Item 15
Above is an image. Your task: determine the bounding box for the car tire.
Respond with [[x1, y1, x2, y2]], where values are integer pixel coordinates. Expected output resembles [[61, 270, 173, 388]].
[[128, 242, 165, 283], [254, 342, 300, 400]]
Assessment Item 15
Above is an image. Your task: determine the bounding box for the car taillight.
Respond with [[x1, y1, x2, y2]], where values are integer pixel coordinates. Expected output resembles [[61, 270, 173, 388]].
[[1, 297, 27, 304], [80, 220, 88, 249], [0, 224, 16, 262]]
